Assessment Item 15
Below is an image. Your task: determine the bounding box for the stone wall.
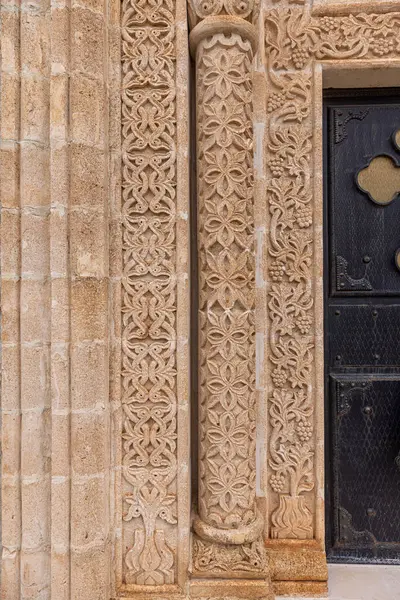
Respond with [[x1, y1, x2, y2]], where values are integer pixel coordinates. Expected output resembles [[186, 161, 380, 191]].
[[0, 0, 116, 595]]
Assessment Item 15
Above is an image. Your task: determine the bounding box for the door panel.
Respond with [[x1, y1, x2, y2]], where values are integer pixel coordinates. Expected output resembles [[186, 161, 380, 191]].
[[328, 304, 400, 368], [325, 92, 400, 563]]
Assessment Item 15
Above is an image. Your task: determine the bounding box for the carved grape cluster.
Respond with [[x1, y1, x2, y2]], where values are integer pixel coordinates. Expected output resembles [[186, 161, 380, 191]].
[[271, 368, 288, 388], [297, 419, 313, 442], [296, 313, 313, 334], [268, 156, 285, 177], [269, 260, 286, 282], [296, 205, 312, 228], [319, 16, 336, 33], [291, 44, 310, 69], [270, 474, 286, 493], [371, 37, 395, 56], [267, 91, 286, 113]]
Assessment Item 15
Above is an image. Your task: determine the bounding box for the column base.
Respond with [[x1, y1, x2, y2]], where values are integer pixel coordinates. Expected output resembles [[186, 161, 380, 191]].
[[190, 579, 275, 600], [193, 512, 264, 545]]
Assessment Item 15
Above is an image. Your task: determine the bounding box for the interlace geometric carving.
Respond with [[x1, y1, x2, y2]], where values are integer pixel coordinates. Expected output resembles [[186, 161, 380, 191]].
[[121, 0, 178, 585]]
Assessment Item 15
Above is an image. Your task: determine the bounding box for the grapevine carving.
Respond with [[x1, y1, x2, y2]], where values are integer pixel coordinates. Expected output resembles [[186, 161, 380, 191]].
[[121, 0, 178, 585], [265, 7, 400, 540], [266, 9, 400, 73], [196, 32, 259, 533]]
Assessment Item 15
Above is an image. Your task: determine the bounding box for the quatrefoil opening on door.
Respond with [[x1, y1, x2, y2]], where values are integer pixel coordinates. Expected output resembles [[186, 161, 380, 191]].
[[392, 128, 400, 151], [356, 154, 400, 206]]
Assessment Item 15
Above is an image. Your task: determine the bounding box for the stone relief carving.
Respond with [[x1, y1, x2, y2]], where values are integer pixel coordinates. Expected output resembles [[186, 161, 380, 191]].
[[193, 538, 265, 573], [265, 7, 400, 541], [196, 32, 257, 533], [266, 9, 400, 73], [121, 0, 178, 585], [117, 0, 400, 586], [265, 13, 314, 538], [189, 3, 273, 587], [188, 0, 258, 24]]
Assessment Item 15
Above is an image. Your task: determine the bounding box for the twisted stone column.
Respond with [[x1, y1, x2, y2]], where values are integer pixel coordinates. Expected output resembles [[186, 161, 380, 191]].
[[189, 3, 273, 595]]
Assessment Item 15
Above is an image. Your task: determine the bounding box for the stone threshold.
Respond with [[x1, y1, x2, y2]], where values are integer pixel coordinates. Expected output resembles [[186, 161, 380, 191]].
[[277, 564, 400, 600]]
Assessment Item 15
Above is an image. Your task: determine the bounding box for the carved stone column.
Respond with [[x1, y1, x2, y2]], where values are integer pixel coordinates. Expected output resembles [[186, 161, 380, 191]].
[[189, 2, 273, 597]]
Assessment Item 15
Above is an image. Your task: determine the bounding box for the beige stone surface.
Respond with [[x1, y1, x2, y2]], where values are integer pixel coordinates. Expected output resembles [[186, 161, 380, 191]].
[[1, 0, 113, 594], [2, 0, 400, 597]]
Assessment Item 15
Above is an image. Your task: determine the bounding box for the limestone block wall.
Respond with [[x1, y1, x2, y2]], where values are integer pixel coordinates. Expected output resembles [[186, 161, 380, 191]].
[[0, 0, 119, 595]]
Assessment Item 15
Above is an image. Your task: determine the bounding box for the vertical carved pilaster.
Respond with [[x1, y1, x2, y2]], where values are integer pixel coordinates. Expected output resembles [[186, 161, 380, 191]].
[[121, 0, 179, 588], [264, 8, 315, 544], [189, 3, 273, 596]]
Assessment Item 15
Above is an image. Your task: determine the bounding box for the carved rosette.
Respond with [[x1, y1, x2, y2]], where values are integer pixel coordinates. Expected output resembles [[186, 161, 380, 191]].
[[121, 0, 178, 586], [189, 0, 269, 579]]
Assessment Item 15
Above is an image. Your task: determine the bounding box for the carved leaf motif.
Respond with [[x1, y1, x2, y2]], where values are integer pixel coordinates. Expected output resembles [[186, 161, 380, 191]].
[[265, 7, 316, 540], [192, 538, 266, 574], [264, 5, 400, 540], [266, 9, 400, 73], [196, 32, 258, 531]]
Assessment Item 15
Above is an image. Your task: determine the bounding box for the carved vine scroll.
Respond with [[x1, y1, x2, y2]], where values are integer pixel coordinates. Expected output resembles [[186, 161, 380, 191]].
[[265, 11, 314, 540], [265, 7, 400, 541], [121, 0, 178, 586]]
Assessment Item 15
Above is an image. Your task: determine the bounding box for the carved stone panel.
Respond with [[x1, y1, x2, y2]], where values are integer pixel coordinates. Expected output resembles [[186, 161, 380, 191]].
[[120, 0, 187, 589]]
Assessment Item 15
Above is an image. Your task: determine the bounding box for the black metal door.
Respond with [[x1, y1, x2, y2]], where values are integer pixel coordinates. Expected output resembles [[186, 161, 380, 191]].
[[325, 92, 400, 563]]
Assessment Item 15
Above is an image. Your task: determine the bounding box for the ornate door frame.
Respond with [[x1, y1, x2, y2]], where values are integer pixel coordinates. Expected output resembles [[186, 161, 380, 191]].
[[115, 0, 400, 597], [263, 4, 400, 595]]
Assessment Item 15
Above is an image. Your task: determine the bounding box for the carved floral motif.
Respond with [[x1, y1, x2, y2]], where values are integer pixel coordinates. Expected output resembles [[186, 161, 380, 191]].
[[121, 0, 178, 585], [196, 32, 259, 532]]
